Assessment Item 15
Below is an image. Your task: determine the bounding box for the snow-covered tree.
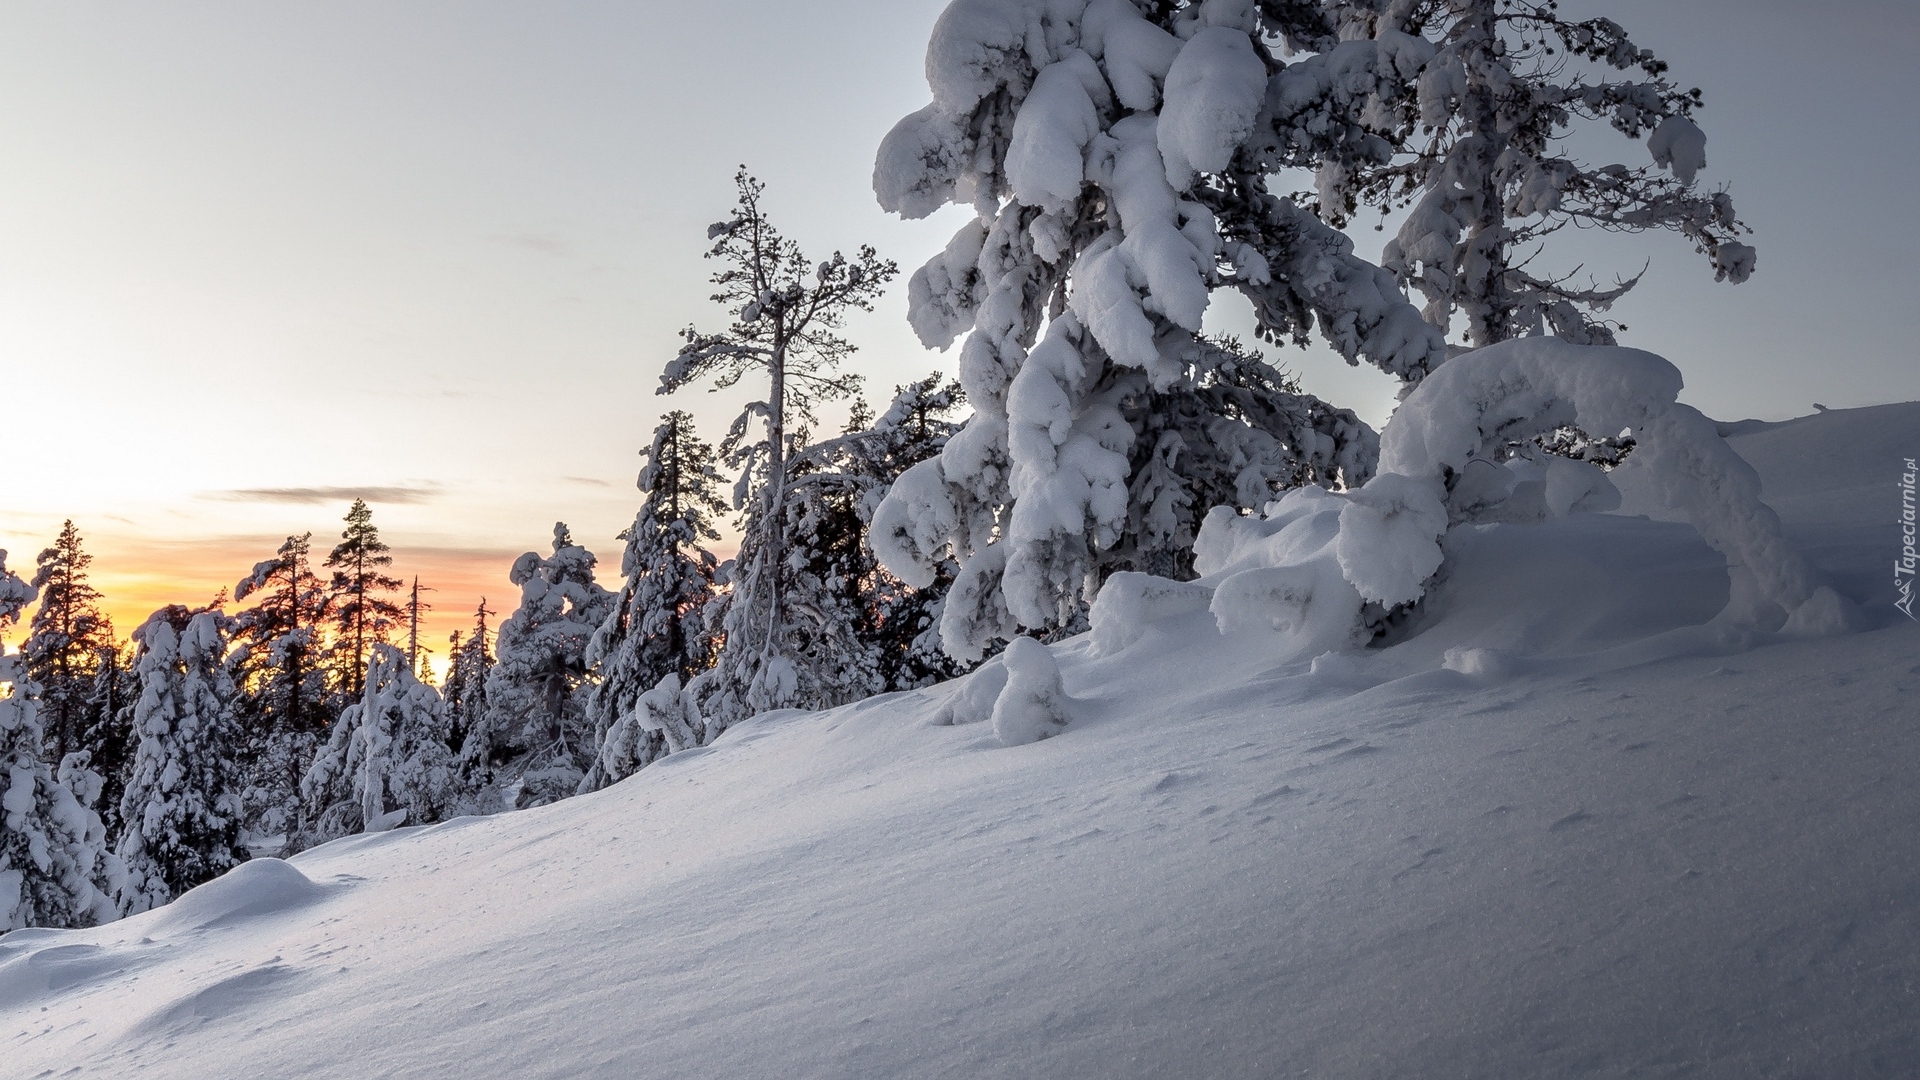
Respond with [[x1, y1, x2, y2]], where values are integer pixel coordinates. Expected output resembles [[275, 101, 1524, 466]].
[[302, 644, 463, 842], [868, 0, 1441, 661], [116, 607, 248, 913], [23, 521, 115, 763], [324, 500, 403, 700], [580, 412, 726, 792], [1116, 334, 1377, 580], [660, 170, 897, 728], [471, 526, 614, 807], [232, 532, 332, 846], [794, 375, 975, 690], [0, 553, 34, 625], [1307, 0, 1754, 348], [1, 551, 123, 931]]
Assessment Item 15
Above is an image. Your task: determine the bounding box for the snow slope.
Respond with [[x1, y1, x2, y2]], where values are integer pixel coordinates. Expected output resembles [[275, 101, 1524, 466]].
[[5, 404, 1918, 1078]]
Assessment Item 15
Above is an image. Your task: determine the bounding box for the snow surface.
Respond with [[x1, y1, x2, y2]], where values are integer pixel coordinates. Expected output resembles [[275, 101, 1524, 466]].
[[4, 403, 1919, 1077]]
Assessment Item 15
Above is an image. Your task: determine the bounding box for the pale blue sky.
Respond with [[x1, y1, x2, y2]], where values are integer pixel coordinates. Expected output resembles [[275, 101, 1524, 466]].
[[1, 0, 1913, 644]]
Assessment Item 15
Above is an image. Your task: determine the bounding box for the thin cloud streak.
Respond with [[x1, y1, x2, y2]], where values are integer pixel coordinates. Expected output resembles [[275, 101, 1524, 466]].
[[493, 232, 569, 256], [208, 485, 442, 506]]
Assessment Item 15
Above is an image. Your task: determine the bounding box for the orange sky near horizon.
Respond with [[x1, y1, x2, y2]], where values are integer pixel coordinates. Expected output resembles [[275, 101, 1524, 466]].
[[0, 525, 597, 685]]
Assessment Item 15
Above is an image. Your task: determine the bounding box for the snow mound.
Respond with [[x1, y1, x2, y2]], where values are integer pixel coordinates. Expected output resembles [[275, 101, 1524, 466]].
[[143, 858, 330, 935]]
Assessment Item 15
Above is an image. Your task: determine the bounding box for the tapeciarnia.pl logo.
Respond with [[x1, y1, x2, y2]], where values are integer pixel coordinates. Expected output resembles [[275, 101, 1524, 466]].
[[1899, 457, 1917, 620]]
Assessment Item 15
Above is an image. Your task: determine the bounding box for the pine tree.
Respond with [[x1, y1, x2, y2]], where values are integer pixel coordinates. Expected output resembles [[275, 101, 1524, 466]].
[[1309, 0, 1754, 349], [659, 170, 897, 727], [24, 521, 115, 763], [116, 606, 249, 913], [302, 644, 463, 843], [442, 600, 495, 757], [0, 551, 123, 931], [232, 533, 332, 846], [324, 500, 403, 700], [580, 412, 726, 792], [80, 643, 136, 842], [869, 1, 1438, 659], [472, 526, 614, 806]]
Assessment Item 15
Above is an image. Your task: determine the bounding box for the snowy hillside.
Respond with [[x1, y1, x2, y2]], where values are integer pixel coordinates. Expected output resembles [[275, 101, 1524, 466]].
[[4, 403, 1917, 1078]]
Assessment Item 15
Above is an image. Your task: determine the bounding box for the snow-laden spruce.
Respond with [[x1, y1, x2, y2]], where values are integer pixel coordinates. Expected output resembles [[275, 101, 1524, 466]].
[[303, 644, 463, 839], [115, 607, 248, 915], [470, 524, 614, 808], [0, 551, 124, 932], [869, 0, 1441, 660], [580, 411, 726, 792], [775, 375, 977, 698]]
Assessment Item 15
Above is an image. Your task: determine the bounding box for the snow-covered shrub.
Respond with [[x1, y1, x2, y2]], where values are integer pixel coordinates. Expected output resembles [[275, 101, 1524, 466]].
[[1091, 336, 1853, 664], [1332, 472, 1450, 609], [932, 657, 1009, 727], [1192, 338, 1846, 652], [990, 636, 1070, 746], [1086, 571, 1213, 656], [1191, 484, 1366, 655], [1363, 337, 1827, 623], [302, 644, 464, 841], [587, 673, 706, 790]]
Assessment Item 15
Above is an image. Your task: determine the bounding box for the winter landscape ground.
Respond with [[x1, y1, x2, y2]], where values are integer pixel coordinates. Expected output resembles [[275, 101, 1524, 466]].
[[5, 2, 1918, 1076], [4, 402, 1914, 1077]]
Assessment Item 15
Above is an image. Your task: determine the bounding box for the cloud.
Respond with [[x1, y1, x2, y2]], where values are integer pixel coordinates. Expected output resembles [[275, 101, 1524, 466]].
[[494, 232, 569, 256], [563, 476, 612, 488], [207, 486, 441, 506]]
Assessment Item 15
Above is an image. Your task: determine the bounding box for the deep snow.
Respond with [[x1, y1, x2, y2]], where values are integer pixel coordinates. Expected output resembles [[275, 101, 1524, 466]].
[[4, 403, 1917, 1078]]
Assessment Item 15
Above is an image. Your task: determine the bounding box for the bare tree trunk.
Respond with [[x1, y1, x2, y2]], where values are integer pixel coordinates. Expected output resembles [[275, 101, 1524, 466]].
[[763, 336, 788, 653]]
